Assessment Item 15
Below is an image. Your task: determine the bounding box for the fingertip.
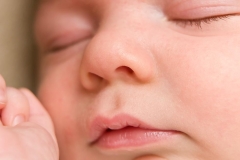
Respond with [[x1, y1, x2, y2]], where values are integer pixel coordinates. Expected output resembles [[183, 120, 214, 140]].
[[19, 88, 35, 100], [19, 88, 30, 93], [2, 88, 29, 126], [0, 75, 7, 108], [12, 114, 26, 126], [0, 89, 7, 106], [0, 75, 6, 86]]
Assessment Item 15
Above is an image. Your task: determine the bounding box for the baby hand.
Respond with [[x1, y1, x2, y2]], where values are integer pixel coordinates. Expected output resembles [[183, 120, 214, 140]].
[[0, 75, 59, 160]]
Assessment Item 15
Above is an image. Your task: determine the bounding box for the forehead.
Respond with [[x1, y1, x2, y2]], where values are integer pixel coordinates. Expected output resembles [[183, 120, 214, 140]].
[[37, 0, 166, 11], [38, 0, 118, 9], [37, 0, 238, 15], [37, 0, 118, 20], [36, 0, 166, 24]]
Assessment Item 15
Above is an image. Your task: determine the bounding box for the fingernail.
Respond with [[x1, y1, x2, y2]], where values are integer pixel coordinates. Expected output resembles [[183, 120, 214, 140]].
[[0, 89, 6, 105], [12, 114, 25, 126]]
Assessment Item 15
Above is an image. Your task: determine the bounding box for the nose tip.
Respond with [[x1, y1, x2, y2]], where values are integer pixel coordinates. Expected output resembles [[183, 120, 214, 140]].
[[79, 32, 155, 91]]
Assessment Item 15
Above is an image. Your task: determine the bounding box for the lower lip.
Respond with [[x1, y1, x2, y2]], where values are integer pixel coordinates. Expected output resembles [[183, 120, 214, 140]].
[[94, 127, 178, 149]]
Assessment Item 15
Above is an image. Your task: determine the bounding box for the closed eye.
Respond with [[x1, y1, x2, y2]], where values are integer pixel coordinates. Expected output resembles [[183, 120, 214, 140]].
[[170, 14, 238, 29]]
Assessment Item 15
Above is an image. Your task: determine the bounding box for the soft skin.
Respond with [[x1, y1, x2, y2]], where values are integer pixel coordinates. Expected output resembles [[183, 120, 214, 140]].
[[35, 0, 240, 159]]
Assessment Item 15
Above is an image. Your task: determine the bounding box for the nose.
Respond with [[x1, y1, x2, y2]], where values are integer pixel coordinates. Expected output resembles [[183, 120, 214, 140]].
[[79, 29, 156, 91]]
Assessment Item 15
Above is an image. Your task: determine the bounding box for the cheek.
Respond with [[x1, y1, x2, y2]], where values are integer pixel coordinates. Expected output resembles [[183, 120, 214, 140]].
[[160, 35, 240, 131], [37, 79, 88, 152], [171, 37, 240, 131], [37, 51, 97, 147], [155, 35, 240, 154], [37, 61, 82, 136]]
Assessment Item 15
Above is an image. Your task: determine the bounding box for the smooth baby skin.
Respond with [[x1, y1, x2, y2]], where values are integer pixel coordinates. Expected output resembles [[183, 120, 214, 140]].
[[35, 0, 240, 159], [0, 0, 238, 160]]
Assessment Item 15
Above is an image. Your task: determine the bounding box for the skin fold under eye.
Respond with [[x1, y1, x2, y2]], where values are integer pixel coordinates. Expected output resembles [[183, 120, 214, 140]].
[[170, 14, 239, 29]]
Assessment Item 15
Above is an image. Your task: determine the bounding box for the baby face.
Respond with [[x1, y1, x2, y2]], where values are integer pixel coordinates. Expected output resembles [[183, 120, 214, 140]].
[[35, 0, 240, 159]]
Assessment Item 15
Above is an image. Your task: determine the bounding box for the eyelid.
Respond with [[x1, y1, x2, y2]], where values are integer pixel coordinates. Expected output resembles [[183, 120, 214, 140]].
[[165, 1, 240, 19], [170, 14, 238, 28], [46, 29, 92, 52], [164, 1, 240, 29]]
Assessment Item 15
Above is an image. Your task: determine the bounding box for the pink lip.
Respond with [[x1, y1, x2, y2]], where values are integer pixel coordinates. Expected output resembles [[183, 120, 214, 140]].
[[89, 114, 179, 149]]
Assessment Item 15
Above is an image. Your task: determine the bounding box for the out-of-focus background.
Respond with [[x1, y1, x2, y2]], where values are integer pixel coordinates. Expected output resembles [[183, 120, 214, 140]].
[[0, 0, 38, 91]]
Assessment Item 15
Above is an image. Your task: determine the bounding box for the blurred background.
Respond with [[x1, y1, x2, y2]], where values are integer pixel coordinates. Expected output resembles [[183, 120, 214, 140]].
[[0, 0, 37, 91]]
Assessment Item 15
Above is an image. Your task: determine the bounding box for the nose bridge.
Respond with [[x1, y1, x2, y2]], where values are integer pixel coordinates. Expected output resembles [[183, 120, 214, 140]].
[[79, 19, 156, 91]]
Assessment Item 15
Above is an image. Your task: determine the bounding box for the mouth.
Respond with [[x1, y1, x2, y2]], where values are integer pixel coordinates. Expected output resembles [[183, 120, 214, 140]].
[[92, 126, 178, 149], [89, 114, 180, 149]]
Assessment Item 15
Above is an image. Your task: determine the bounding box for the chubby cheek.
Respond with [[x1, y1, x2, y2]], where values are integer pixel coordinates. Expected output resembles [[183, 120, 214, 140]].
[[37, 60, 90, 152], [38, 80, 90, 157], [163, 35, 240, 145]]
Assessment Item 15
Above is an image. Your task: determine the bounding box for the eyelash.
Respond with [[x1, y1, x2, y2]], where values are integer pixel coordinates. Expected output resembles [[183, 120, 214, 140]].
[[172, 14, 236, 28]]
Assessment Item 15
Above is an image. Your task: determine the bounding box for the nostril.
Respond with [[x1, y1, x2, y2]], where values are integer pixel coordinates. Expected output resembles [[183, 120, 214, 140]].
[[85, 73, 103, 90], [88, 73, 103, 82], [83, 66, 136, 91], [116, 66, 134, 75]]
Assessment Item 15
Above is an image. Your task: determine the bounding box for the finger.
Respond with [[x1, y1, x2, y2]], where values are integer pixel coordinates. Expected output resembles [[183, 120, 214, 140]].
[[0, 75, 7, 126], [1, 87, 29, 126], [19, 88, 57, 143], [0, 75, 7, 108]]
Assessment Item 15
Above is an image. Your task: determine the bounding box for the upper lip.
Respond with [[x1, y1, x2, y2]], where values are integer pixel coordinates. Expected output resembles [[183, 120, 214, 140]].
[[88, 113, 160, 144]]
